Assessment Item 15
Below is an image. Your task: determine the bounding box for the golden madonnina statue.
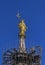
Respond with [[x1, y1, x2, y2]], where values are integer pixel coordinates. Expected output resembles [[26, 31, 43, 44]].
[[18, 20, 27, 36]]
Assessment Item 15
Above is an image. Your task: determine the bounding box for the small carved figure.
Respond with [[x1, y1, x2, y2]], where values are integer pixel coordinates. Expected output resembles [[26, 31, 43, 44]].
[[18, 20, 27, 36]]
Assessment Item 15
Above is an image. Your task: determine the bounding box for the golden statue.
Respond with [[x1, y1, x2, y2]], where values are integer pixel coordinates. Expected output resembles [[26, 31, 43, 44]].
[[18, 20, 27, 36]]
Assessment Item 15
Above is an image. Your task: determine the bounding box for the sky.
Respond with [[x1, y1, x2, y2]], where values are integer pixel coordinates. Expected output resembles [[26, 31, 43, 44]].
[[0, 0, 45, 65]]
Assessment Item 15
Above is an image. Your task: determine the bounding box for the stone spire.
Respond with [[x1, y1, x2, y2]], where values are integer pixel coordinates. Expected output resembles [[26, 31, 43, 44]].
[[18, 20, 27, 53]]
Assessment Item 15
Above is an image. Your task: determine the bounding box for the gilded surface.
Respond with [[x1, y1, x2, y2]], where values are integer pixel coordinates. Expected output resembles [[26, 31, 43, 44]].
[[18, 20, 27, 36]]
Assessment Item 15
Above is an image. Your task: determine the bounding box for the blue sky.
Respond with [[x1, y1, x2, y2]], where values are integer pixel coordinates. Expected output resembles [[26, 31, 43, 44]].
[[0, 0, 45, 65]]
